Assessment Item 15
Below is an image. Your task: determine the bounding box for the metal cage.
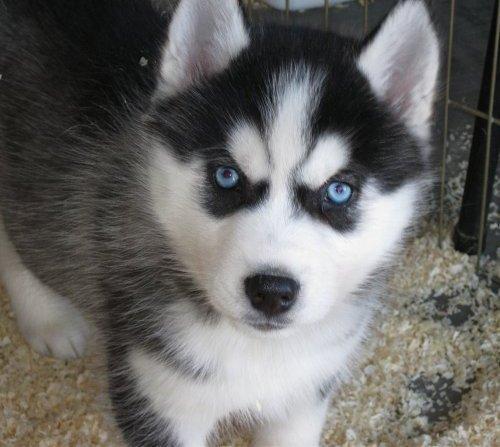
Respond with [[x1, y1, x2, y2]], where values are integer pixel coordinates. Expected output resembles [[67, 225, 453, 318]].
[[246, 0, 370, 33]]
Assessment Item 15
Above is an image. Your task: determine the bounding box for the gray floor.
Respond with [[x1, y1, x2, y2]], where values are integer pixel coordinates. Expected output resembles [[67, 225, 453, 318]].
[[252, 0, 500, 258]]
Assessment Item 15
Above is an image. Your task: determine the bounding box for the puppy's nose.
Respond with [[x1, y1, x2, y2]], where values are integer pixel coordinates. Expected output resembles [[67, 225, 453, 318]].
[[244, 274, 299, 316]]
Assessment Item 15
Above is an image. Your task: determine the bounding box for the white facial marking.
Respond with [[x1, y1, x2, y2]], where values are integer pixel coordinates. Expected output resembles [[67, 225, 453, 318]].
[[149, 146, 222, 287], [299, 134, 350, 189], [228, 122, 269, 182], [328, 181, 420, 296], [267, 66, 324, 187]]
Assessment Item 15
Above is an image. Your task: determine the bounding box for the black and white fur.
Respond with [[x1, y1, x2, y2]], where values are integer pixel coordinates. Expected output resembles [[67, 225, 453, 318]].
[[0, 1, 440, 445]]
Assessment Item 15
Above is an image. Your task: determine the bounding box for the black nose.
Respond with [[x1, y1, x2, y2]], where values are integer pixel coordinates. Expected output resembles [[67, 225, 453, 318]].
[[244, 274, 299, 317]]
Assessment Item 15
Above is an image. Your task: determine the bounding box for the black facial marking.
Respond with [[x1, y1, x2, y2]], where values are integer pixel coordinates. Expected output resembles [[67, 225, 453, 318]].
[[296, 172, 361, 233], [310, 55, 427, 193], [202, 158, 269, 218], [149, 61, 266, 162]]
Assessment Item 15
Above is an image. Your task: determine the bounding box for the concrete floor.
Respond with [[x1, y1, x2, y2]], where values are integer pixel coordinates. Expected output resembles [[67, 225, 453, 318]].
[[252, 0, 500, 258]]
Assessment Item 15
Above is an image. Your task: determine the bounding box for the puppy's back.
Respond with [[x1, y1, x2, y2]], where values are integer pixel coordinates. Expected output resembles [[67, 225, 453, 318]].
[[0, 0, 167, 310]]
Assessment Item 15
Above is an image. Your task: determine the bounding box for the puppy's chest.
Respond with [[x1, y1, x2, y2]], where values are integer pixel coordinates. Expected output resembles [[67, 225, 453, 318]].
[[133, 325, 364, 427], [207, 341, 332, 414]]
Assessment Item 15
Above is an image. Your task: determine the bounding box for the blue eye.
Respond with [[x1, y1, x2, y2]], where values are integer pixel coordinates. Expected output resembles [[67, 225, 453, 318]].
[[326, 181, 352, 205], [215, 166, 240, 189]]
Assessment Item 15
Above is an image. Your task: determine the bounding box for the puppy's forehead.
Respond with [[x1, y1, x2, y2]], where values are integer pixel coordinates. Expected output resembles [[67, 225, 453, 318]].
[[267, 67, 324, 178], [228, 65, 329, 183]]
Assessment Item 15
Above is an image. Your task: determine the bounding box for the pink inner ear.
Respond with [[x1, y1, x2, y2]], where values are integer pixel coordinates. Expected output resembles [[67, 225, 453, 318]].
[[184, 50, 217, 88], [385, 66, 418, 117], [198, 48, 217, 77], [160, 0, 249, 94], [180, 30, 210, 84], [379, 27, 437, 123], [357, 0, 440, 141]]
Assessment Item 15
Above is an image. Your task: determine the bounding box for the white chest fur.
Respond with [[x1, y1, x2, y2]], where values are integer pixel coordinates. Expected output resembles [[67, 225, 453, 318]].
[[129, 305, 370, 446]]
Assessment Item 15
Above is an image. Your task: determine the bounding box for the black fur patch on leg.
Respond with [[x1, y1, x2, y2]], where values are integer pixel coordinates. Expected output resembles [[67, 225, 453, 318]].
[[107, 347, 181, 447]]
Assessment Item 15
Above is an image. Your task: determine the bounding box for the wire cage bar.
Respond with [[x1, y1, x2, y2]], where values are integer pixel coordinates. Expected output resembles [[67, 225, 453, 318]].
[[246, 1, 499, 273], [247, 0, 370, 33], [441, 0, 500, 271]]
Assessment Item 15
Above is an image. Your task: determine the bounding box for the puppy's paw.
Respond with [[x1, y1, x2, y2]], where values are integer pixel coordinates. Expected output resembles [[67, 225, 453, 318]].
[[22, 313, 90, 359], [0, 219, 91, 360]]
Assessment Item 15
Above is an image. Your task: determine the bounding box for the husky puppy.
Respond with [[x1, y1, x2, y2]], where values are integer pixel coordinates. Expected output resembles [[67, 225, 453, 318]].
[[0, 0, 439, 445]]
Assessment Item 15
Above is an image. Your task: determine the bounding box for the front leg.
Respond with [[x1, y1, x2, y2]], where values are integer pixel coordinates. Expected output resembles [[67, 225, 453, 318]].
[[252, 399, 329, 447], [107, 347, 215, 447]]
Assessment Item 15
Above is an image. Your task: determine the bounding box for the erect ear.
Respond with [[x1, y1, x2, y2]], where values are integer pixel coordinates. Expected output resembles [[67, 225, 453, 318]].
[[158, 0, 249, 96], [358, 0, 440, 141]]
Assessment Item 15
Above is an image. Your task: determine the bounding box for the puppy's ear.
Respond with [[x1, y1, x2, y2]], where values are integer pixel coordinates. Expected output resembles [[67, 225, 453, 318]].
[[358, 0, 440, 141], [158, 0, 249, 96]]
